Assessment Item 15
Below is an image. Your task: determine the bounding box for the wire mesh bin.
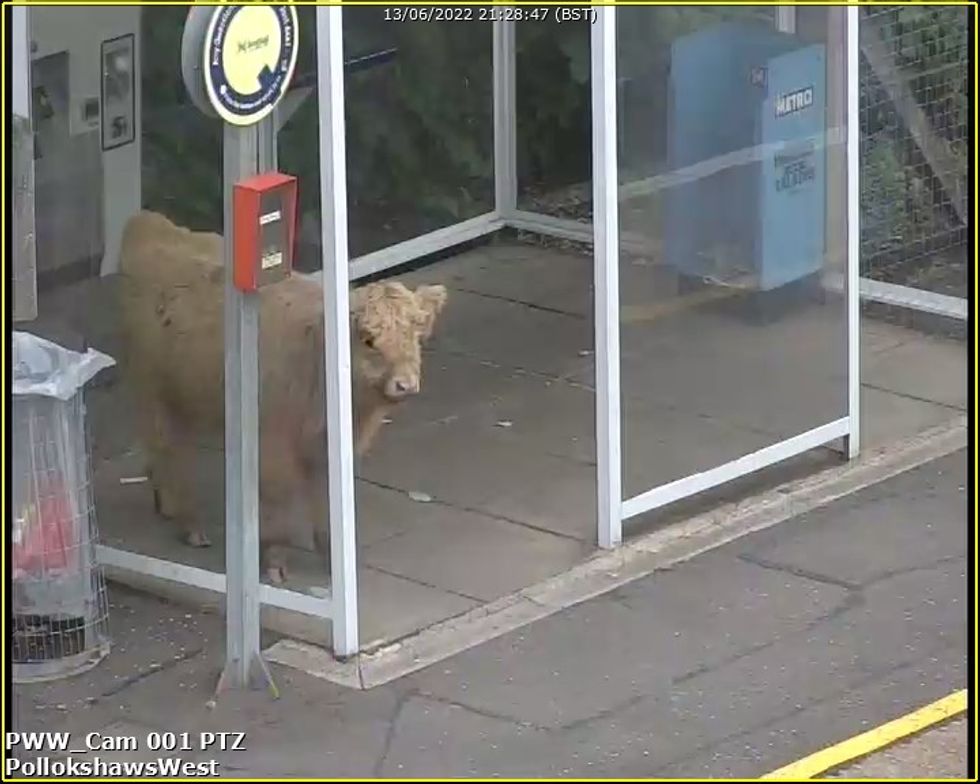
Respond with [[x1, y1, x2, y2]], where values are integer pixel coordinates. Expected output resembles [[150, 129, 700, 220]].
[[12, 332, 116, 683]]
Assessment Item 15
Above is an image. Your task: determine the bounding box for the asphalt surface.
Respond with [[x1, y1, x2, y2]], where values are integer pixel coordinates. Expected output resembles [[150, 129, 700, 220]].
[[11, 448, 968, 778], [827, 717, 968, 779]]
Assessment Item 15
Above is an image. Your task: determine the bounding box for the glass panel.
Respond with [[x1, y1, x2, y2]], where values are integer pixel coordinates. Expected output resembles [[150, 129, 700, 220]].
[[276, 5, 320, 273], [338, 6, 494, 260], [857, 5, 968, 300], [515, 8, 777, 223], [280, 10, 599, 643], [142, 8, 223, 232], [281, 6, 495, 267], [26, 6, 227, 579], [515, 18, 591, 219], [617, 6, 848, 505]]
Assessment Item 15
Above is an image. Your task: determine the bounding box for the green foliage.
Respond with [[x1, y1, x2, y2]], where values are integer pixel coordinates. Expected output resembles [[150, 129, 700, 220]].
[[137, 6, 967, 265], [342, 11, 494, 229], [513, 21, 591, 192], [869, 5, 969, 153], [140, 7, 223, 231], [860, 5, 968, 257], [861, 140, 911, 254]]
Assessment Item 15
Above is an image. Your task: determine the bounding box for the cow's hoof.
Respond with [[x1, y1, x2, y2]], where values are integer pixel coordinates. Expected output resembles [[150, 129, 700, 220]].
[[186, 530, 212, 548], [265, 565, 287, 585]]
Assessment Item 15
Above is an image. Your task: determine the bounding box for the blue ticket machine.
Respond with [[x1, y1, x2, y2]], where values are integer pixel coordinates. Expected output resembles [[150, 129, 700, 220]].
[[664, 22, 827, 314]]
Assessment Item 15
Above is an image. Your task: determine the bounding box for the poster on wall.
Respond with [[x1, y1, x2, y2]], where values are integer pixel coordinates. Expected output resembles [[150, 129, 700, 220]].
[[101, 33, 135, 151]]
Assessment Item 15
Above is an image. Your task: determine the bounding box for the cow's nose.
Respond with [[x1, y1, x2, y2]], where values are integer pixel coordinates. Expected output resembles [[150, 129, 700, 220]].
[[394, 378, 417, 394]]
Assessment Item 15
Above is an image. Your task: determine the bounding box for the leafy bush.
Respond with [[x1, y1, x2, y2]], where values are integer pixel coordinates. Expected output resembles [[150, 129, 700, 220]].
[[860, 5, 969, 264], [138, 6, 967, 273]]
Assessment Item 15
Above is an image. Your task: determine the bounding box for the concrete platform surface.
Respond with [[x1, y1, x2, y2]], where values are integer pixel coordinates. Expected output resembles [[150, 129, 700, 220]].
[[10, 448, 967, 778], [21, 238, 967, 652], [827, 717, 968, 779]]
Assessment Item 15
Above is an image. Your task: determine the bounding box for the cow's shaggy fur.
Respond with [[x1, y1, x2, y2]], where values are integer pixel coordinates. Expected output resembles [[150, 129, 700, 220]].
[[117, 210, 447, 582]]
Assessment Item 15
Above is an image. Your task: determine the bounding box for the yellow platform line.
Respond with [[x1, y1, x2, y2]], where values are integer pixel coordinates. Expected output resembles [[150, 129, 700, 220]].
[[761, 689, 969, 780]]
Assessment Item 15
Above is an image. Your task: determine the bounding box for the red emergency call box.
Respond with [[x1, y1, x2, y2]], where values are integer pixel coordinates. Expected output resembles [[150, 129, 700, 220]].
[[233, 171, 298, 293]]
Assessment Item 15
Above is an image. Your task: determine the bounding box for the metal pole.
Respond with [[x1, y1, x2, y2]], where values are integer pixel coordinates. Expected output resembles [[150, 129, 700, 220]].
[[316, 4, 359, 658], [592, 5, 623, 550], [11, 6, 29, 116], [216, 119, 277, 696], [11, 4, 38, 324], [776, 6, 797, 35], [259, 113, 278, 172], [493, 18, 517, 219], [826, 8, 848, 279], [845, 4, 861, 460]]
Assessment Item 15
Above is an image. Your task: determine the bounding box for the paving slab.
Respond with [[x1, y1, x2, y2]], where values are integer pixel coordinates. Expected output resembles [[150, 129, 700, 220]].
[[362, 503, 587, 602], [378, 349, 528, 438], [860, 385, 963, 448], [379, 357, 596, 467], [406, 553, 850, 729], [395, 242, 593, 319], [359, 422, 597, 542], [740, 450, 967, 588], [463, 375, 597, 466], [618, 308, 848, 442], [861, 317, 918, 355], [618, 255, 684, 313], [621, 398, 778, 497], [11, 449, 967, 778], [423, 288, 593, 380], [864, 334, 969, 411], [356, 567, 481, 649]]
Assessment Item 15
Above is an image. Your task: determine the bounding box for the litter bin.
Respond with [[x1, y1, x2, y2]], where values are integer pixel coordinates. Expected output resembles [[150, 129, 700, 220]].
[[12, 331, 115, 683]]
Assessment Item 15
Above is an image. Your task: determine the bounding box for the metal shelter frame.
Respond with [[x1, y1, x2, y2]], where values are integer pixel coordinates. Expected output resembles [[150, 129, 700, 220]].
[[15, 5, 864, 668], [305, 4, 863, 658]]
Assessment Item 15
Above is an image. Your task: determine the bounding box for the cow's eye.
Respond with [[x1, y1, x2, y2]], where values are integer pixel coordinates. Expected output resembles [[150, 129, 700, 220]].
[[363, 335, 375, 349]]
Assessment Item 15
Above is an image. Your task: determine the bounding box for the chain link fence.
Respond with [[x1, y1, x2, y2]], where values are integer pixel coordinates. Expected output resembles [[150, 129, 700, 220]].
[[859, 4, 970, 300]]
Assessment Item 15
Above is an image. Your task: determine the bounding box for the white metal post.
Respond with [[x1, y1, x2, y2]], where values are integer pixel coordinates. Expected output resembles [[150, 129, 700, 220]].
[[776, 6, 797, 34], [316, 5, 359, 659], [259, 111, 278, 172], [218, 121, 277, 696], [493, 18, 517, 218], [11, 4, 38, 324], [11, 5, 29, 116], [845, 4, 861, 459], [592, 5, 622, 549], [826, 8, 848, 281]]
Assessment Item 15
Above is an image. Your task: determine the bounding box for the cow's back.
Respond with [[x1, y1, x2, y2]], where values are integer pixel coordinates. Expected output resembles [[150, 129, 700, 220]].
[[118, 210, 328, 444], [118, 211, 226, 429]]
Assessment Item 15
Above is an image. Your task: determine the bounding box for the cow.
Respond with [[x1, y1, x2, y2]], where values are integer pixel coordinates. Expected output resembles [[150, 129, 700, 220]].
[[116, 210, 448, 583]]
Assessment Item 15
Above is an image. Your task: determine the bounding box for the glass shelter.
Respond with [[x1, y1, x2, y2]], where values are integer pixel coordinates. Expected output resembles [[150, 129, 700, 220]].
[[11, 4, 861, 668]]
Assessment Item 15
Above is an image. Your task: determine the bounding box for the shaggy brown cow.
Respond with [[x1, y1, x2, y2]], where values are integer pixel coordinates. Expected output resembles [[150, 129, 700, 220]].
[[117, 210, 447, 583]]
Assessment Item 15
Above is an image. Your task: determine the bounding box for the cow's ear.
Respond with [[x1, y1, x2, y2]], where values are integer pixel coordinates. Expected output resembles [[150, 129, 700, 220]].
[[414, 285, 448, 341]]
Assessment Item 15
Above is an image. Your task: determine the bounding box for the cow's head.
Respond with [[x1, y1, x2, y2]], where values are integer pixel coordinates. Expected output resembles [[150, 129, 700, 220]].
[[351, 281, 448, 402]]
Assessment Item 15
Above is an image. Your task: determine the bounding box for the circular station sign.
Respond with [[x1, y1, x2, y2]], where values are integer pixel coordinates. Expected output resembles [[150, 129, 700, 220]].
[[191, 3, 299, 127]]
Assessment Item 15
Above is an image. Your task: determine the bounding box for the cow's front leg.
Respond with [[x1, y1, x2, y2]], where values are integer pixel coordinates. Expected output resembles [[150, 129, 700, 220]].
[[354, 399, 393, 458], [305, 466, 330, 565], [142, 401, 210, 547], [258, 433, 308, 584]]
